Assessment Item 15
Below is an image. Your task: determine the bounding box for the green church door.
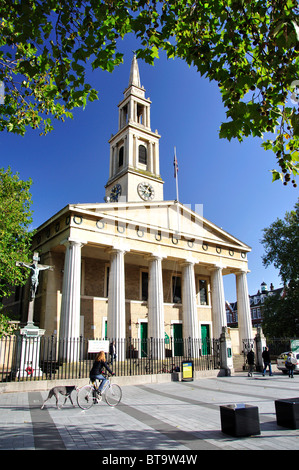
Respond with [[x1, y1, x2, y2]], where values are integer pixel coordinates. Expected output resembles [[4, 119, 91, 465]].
[[201, 324, 210, 355], [140, 322, 148, 358], [173, 323, 183, 356]]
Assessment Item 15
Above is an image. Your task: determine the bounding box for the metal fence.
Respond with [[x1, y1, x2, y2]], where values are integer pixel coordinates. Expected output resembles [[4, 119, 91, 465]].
[[0, 335, 221, 382]]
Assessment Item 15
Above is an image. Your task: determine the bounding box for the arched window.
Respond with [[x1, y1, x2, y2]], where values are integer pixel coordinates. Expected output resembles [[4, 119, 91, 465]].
[[118, 146, 124, 167], [138, 145, 147, 165]]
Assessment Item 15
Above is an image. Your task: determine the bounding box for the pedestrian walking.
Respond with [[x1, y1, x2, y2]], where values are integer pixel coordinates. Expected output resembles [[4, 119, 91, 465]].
[[247, 348, 255, 377], [262, 346, 273, 376], [109, 340, 116, 365], [285, 352, 296, 378]]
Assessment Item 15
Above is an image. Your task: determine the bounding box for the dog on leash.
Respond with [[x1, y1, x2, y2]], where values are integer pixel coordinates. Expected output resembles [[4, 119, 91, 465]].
[[41, 385, 78, 409]]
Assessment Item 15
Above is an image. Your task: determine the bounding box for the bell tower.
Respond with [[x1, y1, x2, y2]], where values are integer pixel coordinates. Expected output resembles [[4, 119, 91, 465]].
[[105, 55, 164, 202]]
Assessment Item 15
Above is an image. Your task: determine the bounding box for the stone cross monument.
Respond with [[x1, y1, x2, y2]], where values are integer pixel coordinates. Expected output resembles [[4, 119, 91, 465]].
[[16, 251, 53, 330], [15, 252, 53, 377]]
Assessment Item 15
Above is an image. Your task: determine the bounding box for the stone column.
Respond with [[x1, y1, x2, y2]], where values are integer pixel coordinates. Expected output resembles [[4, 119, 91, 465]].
[[107, 248, 126, 360], [236, 270, 253, 344], [60, 239, 84, 340], [182, 260, 200, 357], [210, 265, 227, 339], [59, 239, 84, 362], [133, 134, 137, 167], [148, 254, 164, 359], [148, 142, 154, 173], [155, 142, 160, 175]]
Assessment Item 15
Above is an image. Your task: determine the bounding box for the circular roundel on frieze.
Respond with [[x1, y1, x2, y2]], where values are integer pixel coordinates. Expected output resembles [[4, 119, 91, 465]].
[[117, 224, 125, 233], [96, 219, 105, 230], [73, 215, 82, 225], [137, 228, 144, 238], [172, 236, 179, 244]]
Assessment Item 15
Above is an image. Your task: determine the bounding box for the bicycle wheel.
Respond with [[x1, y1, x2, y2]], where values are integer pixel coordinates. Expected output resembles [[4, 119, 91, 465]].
[[77, 385, 95, 410], [104, 383, 122, 407]]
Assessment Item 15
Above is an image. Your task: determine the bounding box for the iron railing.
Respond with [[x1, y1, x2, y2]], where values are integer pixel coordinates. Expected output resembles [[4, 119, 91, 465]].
[[0, 335, 221, 382], [241, 337, 296, 370]]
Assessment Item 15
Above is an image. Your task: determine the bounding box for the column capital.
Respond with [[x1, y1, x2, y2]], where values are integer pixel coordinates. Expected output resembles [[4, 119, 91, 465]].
[[147, 245, 164, 261], [235, 268, 251, 276], [108, 240, 130, 255], [180, 255, 196, 266], [207, 262, 227, 272], [60, 238, 86, 248], [148, 252, 164, 261]]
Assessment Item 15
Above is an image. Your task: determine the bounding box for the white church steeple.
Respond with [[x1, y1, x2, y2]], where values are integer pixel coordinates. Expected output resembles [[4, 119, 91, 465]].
[[105, 56, 164, 203], [128, 54, 141, 88]]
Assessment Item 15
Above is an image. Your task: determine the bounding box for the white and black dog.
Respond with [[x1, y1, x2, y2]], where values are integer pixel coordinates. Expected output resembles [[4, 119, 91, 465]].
[[41, 385, 78, 409]]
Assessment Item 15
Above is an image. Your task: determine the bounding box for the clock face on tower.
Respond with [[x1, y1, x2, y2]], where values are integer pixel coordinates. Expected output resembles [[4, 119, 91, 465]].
[[110, 184, 122, 202], [137, 182, 155, 201]]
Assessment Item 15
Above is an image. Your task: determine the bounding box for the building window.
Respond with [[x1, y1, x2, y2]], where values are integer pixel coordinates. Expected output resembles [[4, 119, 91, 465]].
[[137, 103, 144, 124], [138, 145, 147, 165], [199, 279, 208, 305], [119, 146, 124, 167], [257, 308, 261, 318], [141, 271, 148, 301], [172, 276, 181, 304]]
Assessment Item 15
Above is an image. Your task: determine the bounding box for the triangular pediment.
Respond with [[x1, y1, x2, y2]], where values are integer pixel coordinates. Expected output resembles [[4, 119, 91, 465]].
[[72, 200, 251, 252]]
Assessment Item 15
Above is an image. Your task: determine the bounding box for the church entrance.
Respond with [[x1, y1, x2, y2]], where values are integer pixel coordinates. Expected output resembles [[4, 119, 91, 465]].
[[140, 322, 148, 358], [173, 323, 183, 356], [201, 324, 211, 355]]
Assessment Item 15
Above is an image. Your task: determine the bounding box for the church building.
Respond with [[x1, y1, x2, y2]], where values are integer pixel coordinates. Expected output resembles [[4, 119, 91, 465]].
[[20, 56, 253, 357]]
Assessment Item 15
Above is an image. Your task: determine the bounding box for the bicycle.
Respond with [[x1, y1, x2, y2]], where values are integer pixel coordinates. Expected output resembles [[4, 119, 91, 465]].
[[77, 374, 122, 410], [158, 363, 179, 373]]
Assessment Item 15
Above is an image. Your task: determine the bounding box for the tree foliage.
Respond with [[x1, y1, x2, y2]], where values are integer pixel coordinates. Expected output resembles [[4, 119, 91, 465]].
[[0, 167, 34, 300], [261, 198, 299, 337], [1, 0, 299, 185], [0, 313, 17, 337], [262, 286, 299, 337]]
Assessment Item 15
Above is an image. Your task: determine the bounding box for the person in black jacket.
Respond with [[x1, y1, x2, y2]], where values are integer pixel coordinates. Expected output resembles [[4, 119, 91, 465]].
[[247, 348, 255, 377], [90, 351, 114, 393], [262, 346, 273, 376]]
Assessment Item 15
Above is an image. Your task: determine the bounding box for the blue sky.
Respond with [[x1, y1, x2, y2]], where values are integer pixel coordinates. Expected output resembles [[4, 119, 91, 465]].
[[1, 36, 298, 302]]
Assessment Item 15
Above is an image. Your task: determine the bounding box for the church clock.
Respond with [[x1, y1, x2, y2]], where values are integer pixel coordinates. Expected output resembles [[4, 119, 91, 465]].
[[110, 184, 122, 202], [137, 182, 155, 201]]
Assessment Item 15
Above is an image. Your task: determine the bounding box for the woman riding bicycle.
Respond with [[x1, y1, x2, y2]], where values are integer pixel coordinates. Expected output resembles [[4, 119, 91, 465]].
[[89, 351, 114, 393]]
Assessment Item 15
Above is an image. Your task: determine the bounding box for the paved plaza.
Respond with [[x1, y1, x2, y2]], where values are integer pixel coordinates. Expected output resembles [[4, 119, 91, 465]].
[[0, 371, 299, 454]]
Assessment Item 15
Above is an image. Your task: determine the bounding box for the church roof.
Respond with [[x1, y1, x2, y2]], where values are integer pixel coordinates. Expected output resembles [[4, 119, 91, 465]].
[[64, 199, 251, 252]]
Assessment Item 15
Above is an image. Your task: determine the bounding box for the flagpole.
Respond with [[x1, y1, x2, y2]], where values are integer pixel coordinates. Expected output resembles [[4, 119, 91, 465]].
[[174, 146, 179, 202], [174, 146, 180, 235]]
